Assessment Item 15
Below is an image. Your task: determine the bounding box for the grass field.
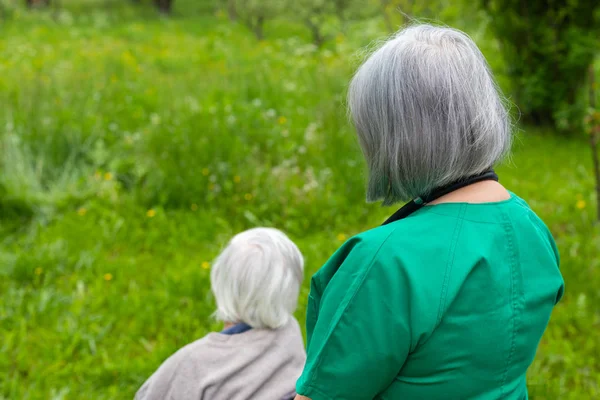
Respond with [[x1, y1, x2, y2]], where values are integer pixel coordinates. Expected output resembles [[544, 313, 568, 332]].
[[1, 1, 599, 399]]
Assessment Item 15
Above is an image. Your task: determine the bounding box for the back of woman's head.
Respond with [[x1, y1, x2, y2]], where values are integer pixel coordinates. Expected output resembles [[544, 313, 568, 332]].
[[211, 228, 304, 329], [348, 24, 512, 205]]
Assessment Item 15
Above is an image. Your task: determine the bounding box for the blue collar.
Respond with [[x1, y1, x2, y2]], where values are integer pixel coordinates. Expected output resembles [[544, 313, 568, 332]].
[[221, 323, 252, 335]]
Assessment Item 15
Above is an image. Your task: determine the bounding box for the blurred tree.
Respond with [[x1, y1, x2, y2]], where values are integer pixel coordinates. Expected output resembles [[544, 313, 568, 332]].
[[216, 0, 238, 22], [377, 0, 439, 32], [25, 0, 50, 7], [585, 67, 600, 221], [289, 0, 331, 47], [154, 0, 173, 13], [481, 0, 600, 129], [227, 0, 237, 21], [287, 0, 368, 47], [234, 0, 283, 40]]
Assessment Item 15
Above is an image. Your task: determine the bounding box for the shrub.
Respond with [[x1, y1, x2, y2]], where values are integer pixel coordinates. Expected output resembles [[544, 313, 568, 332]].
[[481, 0, 600, 130]]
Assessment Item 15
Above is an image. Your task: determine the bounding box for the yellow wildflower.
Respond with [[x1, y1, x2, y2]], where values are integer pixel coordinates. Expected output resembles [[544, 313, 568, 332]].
[[104, 273, 113, 281], [201, 261, 210, 270], [104, 172, 113, 181], [337, 233, 347, 242], [576, 200, 586, 210], [233, 175, 241, 183], [244, 193, 253, 201], [191, 203, 198, 211], [77, 207, 87, 216], [35, 267, 43, 275], [278, 116, 287, 125], [202, 168, 210, 176], [146, 209, 156, 218]]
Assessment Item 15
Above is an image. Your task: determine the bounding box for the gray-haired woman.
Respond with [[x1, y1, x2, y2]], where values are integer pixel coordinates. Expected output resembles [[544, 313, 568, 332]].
[[136, 228, 305, 400], [295, 25, 564, 400]]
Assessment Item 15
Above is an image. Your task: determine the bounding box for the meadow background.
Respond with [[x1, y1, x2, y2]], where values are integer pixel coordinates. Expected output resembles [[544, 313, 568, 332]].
[[0, 0, 599, 399]]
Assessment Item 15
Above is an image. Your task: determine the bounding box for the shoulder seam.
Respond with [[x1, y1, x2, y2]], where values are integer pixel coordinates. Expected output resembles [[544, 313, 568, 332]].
[[307, 227, 399, 385], [499, 211, 524, 396]]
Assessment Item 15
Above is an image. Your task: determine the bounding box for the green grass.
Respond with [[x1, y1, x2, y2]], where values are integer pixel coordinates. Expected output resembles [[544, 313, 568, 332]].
[[1, 2, 599, 399]]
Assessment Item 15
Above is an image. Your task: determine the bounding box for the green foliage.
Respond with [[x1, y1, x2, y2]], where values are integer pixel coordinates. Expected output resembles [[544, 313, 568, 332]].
[[286, 0, 335, 47], [481, 0, 600, 130], [231, 0, 285, 39], [0, 2, 599, 399]]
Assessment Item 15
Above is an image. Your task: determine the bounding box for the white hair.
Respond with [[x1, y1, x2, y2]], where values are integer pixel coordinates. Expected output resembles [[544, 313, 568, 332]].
[[210, 227, 304, 329], [348, 24, 512, 205]]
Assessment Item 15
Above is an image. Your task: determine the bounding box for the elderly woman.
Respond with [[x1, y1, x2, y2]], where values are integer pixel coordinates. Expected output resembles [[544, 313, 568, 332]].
[[295, 25, 564, 400], [136, 228, 305, 400]]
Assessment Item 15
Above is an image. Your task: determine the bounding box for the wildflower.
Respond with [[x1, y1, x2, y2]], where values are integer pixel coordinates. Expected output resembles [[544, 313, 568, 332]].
[[150, 113, 161, 125], [35, 267, 43, 275], [77, 207, 87, 216], [244, 193, 253, 201], [337, 233, 347, 242], [104, 172, 113, 181], [147, 209, 156, 218], [233, 176, 241, 183], [191, 203, 198, 211], [283, 82, 297, 92], [252, 98, 262, 107], [104, 273, 113, 281], [202, 168, 210, 176], [576, 200, 586, 210], [201, 261, 210, 270], [278, 116, 287, 125], [94, 171, 102, 180]]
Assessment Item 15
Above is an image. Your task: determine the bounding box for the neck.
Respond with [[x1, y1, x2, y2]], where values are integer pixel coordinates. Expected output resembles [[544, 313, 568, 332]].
[[428, 180, 510, 205], [223, 322, 236, 330]]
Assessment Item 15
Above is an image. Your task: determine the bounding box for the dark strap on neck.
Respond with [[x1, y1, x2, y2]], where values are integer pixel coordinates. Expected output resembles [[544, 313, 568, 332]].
[[382, 170, 499, 225]]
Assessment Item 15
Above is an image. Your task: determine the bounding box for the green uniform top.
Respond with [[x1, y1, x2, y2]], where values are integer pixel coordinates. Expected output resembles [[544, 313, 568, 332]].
[[296, 194, 564, 400]]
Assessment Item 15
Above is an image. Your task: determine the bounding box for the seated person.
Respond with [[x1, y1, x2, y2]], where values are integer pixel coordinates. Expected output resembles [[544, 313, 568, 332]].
[[135, 228, 306, 400]]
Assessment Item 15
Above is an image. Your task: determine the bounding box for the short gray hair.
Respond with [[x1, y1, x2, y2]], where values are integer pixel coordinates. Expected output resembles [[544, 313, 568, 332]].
[[210, 228, 304, 329], [348, 24, 512, 205]]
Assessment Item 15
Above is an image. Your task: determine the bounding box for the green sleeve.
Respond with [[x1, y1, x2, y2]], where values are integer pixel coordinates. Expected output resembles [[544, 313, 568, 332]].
[[296, 233, 412, 400]]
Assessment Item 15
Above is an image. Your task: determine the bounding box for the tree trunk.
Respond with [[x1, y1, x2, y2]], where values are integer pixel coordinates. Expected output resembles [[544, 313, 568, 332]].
[[26, 0, 51, 6], [589, 66, 600, 222], [154, 0, 173, 14], [253, 15, 264, 40], [227, 0, 237, 22], [306, 19, 325, 48]]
